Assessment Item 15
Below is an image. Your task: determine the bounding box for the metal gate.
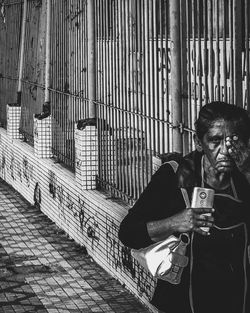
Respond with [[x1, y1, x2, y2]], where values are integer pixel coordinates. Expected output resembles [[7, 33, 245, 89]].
[[0, 0, 249, 203], [0, 0, 22, 128], [50, 0, 89, 168], [95, 0, 250, 203]]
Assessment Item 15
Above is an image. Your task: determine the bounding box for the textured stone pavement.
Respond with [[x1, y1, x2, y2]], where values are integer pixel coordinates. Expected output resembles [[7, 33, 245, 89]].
[[0, 179, 150, 313]]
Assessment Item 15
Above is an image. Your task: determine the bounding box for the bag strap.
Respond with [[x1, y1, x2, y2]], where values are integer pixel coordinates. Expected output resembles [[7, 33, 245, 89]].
[[164, 160, 191, 209], [180, 188, 191, 209], [164, 160, 179, 174]]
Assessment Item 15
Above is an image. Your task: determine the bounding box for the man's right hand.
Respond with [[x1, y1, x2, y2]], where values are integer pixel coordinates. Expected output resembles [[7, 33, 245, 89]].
[[171, 207, 215, 236]]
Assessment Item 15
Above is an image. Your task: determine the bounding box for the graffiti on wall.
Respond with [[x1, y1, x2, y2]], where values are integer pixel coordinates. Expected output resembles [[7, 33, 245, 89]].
[[0, 136, 154, 301], [78, 197, 85, 230], [105, 215, 155, 300], [49, 170, 57, 198], [33, 182, 41, 208], [10, 152, 16, 180], [22, 156, 34, 187], [0, 143, 35, 186], [48, 170, 100, 249], [106, 215, 135, 276], [1, 152, 6, 170], [136, 267, 154, 299]]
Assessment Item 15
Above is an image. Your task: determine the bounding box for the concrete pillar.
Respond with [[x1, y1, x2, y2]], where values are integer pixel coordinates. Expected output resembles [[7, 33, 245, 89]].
[[34, 116, 53, 158], [7, 104, 22, 139], [75, 125, 98, 190]]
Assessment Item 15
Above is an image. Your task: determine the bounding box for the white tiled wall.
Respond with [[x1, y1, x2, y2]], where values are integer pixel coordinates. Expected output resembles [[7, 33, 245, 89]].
[[0, 128, 157, 313]]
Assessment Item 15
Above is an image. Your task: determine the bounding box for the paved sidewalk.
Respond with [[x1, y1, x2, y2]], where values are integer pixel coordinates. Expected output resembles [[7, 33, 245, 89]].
[[0, 179, 150, 313]]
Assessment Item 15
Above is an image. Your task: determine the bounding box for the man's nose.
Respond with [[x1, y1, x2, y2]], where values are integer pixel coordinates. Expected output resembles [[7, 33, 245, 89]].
[[220, 140, 229, 155]]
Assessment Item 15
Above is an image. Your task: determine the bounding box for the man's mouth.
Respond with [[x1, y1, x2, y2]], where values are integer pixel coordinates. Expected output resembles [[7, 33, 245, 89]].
[[216, 159, 233, 168]]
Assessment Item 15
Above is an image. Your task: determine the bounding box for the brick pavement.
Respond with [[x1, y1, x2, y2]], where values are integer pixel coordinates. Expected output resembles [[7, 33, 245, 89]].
[[0, 179, 150, 313]]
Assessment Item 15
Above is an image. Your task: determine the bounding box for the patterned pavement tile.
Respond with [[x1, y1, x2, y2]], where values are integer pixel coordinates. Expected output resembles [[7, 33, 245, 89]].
[[0, 179, 150, 313]]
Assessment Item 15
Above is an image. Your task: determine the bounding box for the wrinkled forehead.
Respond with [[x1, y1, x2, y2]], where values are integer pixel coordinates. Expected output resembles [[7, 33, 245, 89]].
[[206, 119, 240, 138]]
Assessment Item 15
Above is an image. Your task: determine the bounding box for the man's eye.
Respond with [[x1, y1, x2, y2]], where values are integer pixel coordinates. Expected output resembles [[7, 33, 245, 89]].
[[211, 138, 220, 143]]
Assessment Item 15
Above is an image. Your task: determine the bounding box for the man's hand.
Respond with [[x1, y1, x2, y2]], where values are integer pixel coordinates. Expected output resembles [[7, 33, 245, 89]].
[[172, 207, 215, 236], [226, 136, 250, 173]]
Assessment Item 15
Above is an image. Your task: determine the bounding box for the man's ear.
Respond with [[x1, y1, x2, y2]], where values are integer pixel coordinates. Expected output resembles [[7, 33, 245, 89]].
[[193, 134, 203, 152]]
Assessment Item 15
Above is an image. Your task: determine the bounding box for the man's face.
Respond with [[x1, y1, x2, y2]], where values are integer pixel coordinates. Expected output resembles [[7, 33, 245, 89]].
[[199, 119, 239, 173]]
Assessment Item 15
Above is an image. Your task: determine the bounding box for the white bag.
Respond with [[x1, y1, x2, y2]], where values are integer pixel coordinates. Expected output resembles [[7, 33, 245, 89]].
[[131, 160, 191, 284], [131, 232, 190, 284]]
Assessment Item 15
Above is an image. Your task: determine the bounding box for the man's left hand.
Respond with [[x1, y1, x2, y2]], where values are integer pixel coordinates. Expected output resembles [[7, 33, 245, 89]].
[[226, 136, 250, 173]]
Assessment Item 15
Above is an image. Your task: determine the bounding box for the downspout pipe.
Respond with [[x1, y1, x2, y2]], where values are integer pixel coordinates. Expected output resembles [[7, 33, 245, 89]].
[[87, 0, 96, 119], [17, 0, 27, 105], [169, 0, 183, 153]]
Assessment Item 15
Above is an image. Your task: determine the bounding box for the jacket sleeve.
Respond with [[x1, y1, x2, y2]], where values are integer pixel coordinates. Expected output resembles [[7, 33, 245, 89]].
[[118, 163, 180, 249]]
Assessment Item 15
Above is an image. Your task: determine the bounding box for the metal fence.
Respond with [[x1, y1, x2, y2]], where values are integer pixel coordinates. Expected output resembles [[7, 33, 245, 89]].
[[95, 0, 172, 202], [20, 0, 46, 143], [50, 0, 89, 168], [0, 0, 22, 127], [0, 0, 249, 203], [184, 0, 249, 129], [95, 0, 250, 203]]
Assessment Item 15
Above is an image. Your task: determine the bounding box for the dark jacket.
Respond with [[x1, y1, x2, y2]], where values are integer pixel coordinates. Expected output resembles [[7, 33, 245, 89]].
[[118, 151, 250, 313]]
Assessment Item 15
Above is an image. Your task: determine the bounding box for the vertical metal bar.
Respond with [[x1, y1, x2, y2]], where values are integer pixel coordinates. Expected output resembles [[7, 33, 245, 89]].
[[57, 0, 60, 157], [141, 0, 147, 188], [169, 0, 182, 153], [197, 0, 202, 110], [123, 0, 128, 197], [113, 0, 118, 190], [50, 0, 54, 150], [158, 0, 163, 155], [45, 0, 51, 103], [130, 0, 138, 199], [107, 0, 111, 192], [222, 0, 228, 103], [215, 0, 220, 100], [191, 0, 197, 120], [229, 0, 234, 103], [87, 0, 96, 118], [17, 0, 27, 103], [79, 0, 83, 118], [245, 0, 250, 110], [54, 0, 58, 153], [102, 0, 107, 187], [137, 0, 143, 196], [233, 0, 242, 106], [181, 0, 189, 154], [208, 0, 214, 101], [118, 0, 124, 192], [186, 0, 192, 141], [103, 0, 108, 187], [127, 0, 132, 197], [145, 0, 152, 181], [85, 1, 88, 117], [61, 0, 65, 161], [203, 0, 209, 104], [151, 0, 156, 155], [110, 0, 114, 190], [166, 1, 171, 152], [136, 0, 140, 199]]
